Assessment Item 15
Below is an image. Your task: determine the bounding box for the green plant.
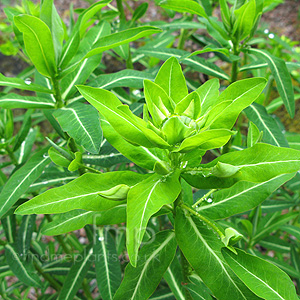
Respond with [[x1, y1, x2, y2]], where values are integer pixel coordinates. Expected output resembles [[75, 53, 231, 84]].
[[13, 57, 300, 299]]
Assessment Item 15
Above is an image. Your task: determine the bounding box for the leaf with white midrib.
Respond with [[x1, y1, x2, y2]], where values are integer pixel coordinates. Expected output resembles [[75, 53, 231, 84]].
[[247, 48, 295, 117], [94, 228, 121, 300], [222, 248, 298, 300], [113, 230, 177, 300], [245, 103, 289, 147], [0, 149, 50, 218], [5, 244, 42, 287], [54, 103, 102, 154], [58, 245, 94, 300], [175, 208, 260, 300]]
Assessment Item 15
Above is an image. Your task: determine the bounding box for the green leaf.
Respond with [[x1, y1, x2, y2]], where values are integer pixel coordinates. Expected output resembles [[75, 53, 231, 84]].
[[186, 275, 213, 300], [159, 0, 207, 18], [100, 119, 167, 171], [89, 70, 155, 90], [15, 172, 146, 215], [94, 228, 121, 300], [247, 121, 262, 148], [132, 2, 148, 22], [206, 78, 267, 129], [0, 93, 55, 109], [0, 73, 53, 93], [247, 48, 295, 117], [54, 103, 102, 154], [40, 0, 64, 62], [77, 85, 169, 148], [114, 230, 177, 300], [42, 205, 126, 235], [186, 143, 300, 188], [259, 236, 290, 253], [253, 212, 298, 243], [177, 129, 235, 153], [58, 245, 94, 300], [196, 173, 294, 220], [222, 248, 298, 300], [62, 26, 161, 74], [0, 149, 50, 218], [127, 171, 181, 266], [1, 215, 16, 244], [154, 57, 188, 103], [17, 215, 36, 260], [48, 147, 71, 168], [281, 225, 300, 241], [245, 103, 289, 147], [164, 256, 186, 300], [5, 244, 42, 287], [195, 78, 219, 115], [137, 47, 230, 80], [232, 0, 256, 41], [175, 208, 259, 299], [61, 21, 111, 98], [14, 14, 57, 77], [86, 26, 161, 59]]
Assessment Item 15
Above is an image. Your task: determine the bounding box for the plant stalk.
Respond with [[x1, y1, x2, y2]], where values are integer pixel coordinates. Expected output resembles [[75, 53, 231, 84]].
[[181, 204, 225, 239], [52, 77, 64, 108]]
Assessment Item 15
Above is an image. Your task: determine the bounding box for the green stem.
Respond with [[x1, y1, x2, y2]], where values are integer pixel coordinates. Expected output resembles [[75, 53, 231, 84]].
[[126, 47, 134, 69], [34, 261, 61, 291], [116, 0, 125, 20], [181, 204, 225, 239], [52, 76, 64, 108], [6, 147, 18, 166], [230, 41, 240, 83], [177, 28, 188, 50], [192, 189, 216, 208]]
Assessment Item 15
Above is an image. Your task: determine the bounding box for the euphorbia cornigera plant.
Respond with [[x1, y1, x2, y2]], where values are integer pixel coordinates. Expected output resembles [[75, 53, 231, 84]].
[[16, 58, 300, 300]]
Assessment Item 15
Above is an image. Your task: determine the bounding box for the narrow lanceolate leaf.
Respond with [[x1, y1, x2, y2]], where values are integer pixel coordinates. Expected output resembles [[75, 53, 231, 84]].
[[100, 119, 167, 171], [222, 248, 298, 300], [17, 215, 36, 260], [155, 57, 188, 103], [0, 93, 55, 109], [186, 275, 213, 300], [0, 149, 50, 218], [247, 48, 295, 117], [127, 172, 181, 266], [245, 103, 289, 147], [136, 47, 229, 80], [94, 228, 121, 300], [0, 73, 53, 93], [15, 172, 146, 215], [164, 256, 185, 300], [85, 26, 161, 59], [206, 78, 267, 130], [89, 70, 155, 90], [14, 15, 57, 78], [114, 231, 177, 300], [195, 78, 219, 115], [160, 0, 207, 18], [197, 173, 294, 220], [175, 208, 259, 300], [199, 143, 300, 186], [58, 245, 94, 300], [42, 205, 126, 235], [5, 244, 42, 287], [77, 85, 170, 149], [54, 103, 102, 154], [253, 212, 298, 243], [1, 215, 16, 243]]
